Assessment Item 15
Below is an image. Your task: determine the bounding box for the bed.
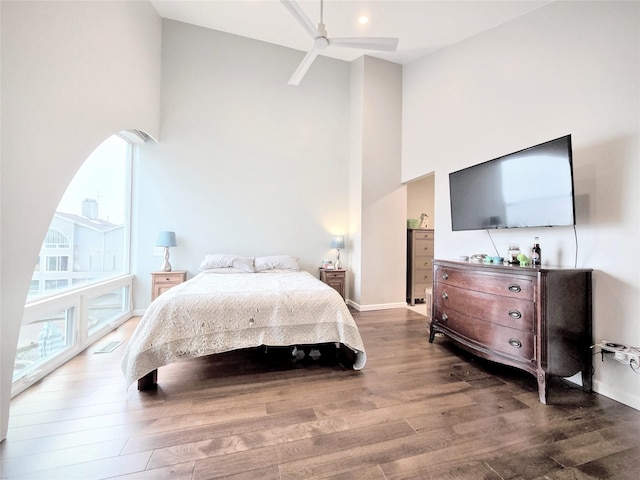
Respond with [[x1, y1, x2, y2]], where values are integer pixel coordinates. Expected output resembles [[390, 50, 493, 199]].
[[121, 254, 366, 390]]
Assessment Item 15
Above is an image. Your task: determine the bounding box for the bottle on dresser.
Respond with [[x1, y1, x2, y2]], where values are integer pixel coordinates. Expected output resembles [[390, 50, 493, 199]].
[[532, 237, 541, 266]]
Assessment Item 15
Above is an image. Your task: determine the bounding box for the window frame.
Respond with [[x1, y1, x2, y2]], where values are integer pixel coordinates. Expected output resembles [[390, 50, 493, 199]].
[[13, 275, 134, 397]]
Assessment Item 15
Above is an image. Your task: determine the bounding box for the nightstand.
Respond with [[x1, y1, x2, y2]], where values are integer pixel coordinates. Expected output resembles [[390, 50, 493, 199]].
[[151, 271, 187, 301], [319, 268, 346, 300]]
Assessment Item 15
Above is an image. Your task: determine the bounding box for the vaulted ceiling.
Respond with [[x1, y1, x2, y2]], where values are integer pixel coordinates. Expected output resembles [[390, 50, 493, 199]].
[[149, 0, 552, 64]]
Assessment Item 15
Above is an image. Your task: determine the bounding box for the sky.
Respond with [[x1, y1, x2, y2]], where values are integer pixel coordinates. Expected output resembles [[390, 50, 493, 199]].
[[56, 135, 128, 225]]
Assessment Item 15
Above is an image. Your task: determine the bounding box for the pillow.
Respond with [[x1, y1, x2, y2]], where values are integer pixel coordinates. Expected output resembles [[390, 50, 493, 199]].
[[201, 267, 250, 274], [254, 255, 300, 272], [198, 254, 255, 273]]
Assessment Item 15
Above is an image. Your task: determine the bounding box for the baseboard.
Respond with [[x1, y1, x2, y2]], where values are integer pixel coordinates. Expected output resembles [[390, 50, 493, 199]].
[[593, 379, 640, 412]]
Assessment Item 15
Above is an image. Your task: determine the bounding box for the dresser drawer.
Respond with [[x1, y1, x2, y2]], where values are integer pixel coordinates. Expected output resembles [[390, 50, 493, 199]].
[[413, 257, 433, 271], [413, 230, 434, 241], [413, 238, 434, 259], [434, 265, 534, 301], [433, 306, 535, 362], [413, 267, 433, 285], [434, 282, 533, 332]]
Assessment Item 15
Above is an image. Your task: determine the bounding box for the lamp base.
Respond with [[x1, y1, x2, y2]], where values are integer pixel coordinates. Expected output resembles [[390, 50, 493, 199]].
[[160, 247, 172, 272]]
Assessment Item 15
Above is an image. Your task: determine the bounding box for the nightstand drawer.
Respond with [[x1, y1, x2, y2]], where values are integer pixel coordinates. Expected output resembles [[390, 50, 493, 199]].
[[154, 273, 184, 285], [319, 268, 346, 300], [151, 271, 187, 301], [323, 271, 344, 280]]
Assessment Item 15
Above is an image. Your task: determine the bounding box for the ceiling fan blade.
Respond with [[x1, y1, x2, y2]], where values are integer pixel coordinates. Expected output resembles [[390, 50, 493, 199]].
[[329, 37, 399, 52], [280, 0, 320, 39], [288, 48, 319, 86]]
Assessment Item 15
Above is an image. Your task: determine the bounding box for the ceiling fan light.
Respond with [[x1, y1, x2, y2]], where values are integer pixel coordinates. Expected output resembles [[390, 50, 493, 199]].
[[314, 36, 329, 50], [358, 16, 369, 25]]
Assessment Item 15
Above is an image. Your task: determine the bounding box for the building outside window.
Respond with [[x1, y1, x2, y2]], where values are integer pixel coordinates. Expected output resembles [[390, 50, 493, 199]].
[[27, 137, 129, 301]]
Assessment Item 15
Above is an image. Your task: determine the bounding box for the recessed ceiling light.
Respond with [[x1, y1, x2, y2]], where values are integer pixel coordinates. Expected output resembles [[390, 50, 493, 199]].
[[358, 16, 369, 25]]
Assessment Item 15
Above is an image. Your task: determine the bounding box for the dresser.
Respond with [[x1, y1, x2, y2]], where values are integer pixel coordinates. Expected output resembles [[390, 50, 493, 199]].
[[406, 229, 434, 306], [429, 259, 592, 404], [319, 268, 346, 300], [151, 271, 187, 301]]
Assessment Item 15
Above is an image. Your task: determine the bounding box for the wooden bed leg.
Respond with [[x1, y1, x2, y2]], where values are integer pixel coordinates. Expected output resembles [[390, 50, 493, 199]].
[[138, 369, 158, 391]]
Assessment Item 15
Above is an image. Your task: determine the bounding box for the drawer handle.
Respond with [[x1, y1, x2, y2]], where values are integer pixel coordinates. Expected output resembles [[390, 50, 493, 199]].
[[508, 338, 522, 348], [442, 273, 449, 280], [508, 284, 522, 293], [441, 313, 448, 322], [441, 292, 448, 300], [508, 309, 522, 319]]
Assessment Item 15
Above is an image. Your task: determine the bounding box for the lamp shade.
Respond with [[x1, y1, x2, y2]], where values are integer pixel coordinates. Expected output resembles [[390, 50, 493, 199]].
[[330, 235, 345, 249], [156, 231, 177, 248]]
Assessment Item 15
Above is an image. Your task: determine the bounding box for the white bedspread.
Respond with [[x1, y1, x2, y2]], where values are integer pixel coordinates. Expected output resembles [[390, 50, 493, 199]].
[[121, 271, 366, 388]]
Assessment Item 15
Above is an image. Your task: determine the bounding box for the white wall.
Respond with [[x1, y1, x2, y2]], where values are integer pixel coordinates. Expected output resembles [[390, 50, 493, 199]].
[[402, 1, 640, 409], [0, 0, 161, 441], [350, 57, 406, 309], [407, 174, 435, 227], [132, 20, 352, 309]]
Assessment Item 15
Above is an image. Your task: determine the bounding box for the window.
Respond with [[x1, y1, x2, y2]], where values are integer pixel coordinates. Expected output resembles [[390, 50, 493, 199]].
[[28, 281, 40, 296], [28, 135, 130, 301], [45, 279, 69, 291], [87, 287, 129, 335], [45, 256, 69, 272], [14, 133, 135, 397], [13, 306, 75, 380], [44, 230, 69, 248]]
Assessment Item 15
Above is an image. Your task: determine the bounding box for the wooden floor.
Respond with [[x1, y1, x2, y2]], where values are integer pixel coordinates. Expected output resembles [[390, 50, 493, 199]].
[[2, 308, 640, 479]]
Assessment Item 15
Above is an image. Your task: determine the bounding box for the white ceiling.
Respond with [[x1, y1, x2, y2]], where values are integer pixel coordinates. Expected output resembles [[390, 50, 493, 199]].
[[149, 0, 552, 64]]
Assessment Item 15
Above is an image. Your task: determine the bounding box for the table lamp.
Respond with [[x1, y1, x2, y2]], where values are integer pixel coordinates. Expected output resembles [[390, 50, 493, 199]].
[[156, 231, 177, 272], [331, 235, 345, 269]]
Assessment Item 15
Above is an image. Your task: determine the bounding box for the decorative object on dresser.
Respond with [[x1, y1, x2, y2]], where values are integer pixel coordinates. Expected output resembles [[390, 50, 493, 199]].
[[151, 270, 187, 301], [331, 235, 345, 269], [406, 228, 434, 306], [429, 259, 592, 404], [419, 213, 429, 229], [156, 230, 177, 272], [320, 267, 346, 300]]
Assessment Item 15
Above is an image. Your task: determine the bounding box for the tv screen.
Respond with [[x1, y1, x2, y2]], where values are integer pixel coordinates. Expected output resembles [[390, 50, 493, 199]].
[[449, 135, 575, 231]]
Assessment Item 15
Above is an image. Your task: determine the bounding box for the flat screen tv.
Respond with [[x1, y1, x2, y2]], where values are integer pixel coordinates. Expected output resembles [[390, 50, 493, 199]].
[[449, 135, 575, 231]]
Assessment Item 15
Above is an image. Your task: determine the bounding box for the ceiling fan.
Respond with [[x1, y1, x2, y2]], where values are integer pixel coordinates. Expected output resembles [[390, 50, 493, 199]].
[[281, 0, 399, 85]]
